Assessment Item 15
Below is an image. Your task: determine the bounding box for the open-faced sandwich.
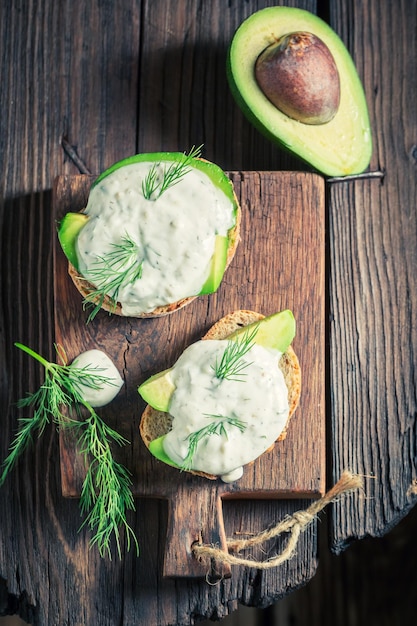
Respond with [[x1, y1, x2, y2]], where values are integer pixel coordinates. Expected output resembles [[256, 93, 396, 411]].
[[138, 309, 301, 483], [58, 147, 240, 320]]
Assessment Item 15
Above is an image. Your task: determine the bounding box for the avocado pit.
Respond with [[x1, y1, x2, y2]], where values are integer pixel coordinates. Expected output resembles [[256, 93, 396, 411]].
[[255, 31, 341, 125]]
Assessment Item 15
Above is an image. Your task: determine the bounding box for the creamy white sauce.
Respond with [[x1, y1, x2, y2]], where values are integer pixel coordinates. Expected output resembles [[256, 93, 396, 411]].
[[76, 161, 235, 315], [163, 340, 289, 482], [70, 349, 123, 407]]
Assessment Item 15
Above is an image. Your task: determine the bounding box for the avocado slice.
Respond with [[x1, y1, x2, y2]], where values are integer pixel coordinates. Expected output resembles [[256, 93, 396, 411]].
[[57, 212, 89, 271], [139, 310, 296, 467], [198, 235, 229, 295], [228, 309, 296, 352], [226, 6, 372, 176], [138, 368, 175, 412], [148, 436, 182, 469]]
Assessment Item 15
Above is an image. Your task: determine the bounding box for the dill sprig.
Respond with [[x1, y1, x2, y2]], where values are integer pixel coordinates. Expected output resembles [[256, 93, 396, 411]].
[[141, 163, 160, 200], [0, 343, 139, 559], [76, 410, 138, 558], [181, 414, 247, 472], [83, 233, 143, 323], [141, 145, 203, 200], [213, 324, 259, 381]]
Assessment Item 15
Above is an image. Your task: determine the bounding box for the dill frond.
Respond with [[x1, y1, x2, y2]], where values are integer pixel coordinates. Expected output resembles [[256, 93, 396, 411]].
[[181, 414, 247, 472], [82, 234, 143, 323], [141, 145, 203, 201], [213, 324, 259, 381], [0, 343, 139, 559]]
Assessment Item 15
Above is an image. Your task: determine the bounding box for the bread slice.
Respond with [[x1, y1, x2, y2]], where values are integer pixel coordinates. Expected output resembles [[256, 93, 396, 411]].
[[139, 310, 301, 479], [67, 168, 241, 319]]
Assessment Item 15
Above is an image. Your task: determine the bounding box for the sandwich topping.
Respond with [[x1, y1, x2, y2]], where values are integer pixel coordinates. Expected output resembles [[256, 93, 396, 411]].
[[162, 339, 290, 482], [69, 349, 123, 408], [75, 159, 235, 315]]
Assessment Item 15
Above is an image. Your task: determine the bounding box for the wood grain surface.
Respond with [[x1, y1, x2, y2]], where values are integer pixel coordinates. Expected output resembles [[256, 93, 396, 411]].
[[53, 170, 326, 578], [1, 0, 416, 624], [326, 0, 417, 553]]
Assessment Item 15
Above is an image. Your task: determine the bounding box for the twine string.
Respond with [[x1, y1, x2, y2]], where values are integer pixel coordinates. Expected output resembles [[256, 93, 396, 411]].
[[407, 479, 417, 496], [193, 471, 364, 571]]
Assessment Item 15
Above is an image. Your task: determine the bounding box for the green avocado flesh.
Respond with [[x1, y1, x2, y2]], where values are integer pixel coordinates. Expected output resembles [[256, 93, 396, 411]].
[[57, 152, 238, 300], [226, 7, 372, 176], [199, 235, 229, 295], [139, 309, 296, 466], [148, 437, 182, 469], [138, 368, 175, 413], [57, 212, 89, 271], [228, 308, 296, 352]]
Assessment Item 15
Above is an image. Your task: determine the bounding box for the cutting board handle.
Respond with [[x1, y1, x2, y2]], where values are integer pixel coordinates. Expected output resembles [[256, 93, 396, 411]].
[[163, 482, 231, 579]]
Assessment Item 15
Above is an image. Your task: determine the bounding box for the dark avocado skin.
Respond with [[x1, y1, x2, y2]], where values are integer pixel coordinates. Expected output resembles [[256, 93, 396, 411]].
[[226, 7, 372, 177]]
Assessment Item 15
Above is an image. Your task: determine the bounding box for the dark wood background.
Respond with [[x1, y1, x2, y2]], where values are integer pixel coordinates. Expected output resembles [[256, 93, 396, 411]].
[[1, 1, 416, 625]]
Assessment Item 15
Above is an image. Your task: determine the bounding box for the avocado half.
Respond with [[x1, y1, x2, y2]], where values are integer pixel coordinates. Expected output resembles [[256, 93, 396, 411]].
[[226, 7, 372, 176]]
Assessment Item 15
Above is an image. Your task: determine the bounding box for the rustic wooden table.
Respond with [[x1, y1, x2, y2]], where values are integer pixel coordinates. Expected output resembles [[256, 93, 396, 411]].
[[1, 1, 416, 625]]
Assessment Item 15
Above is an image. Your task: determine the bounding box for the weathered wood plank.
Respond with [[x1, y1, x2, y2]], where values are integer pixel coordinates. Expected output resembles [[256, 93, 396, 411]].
[[327, 0, 417, 551]]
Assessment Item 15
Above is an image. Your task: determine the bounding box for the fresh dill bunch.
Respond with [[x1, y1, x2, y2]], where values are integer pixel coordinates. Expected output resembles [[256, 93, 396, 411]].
[[83, 233, 143, 323], [0, 343, 139, 559], [181, 414, 247, 472], [213, 324, 260, 381], [142, 145, 203, 200], [76, 407, 138, 558]]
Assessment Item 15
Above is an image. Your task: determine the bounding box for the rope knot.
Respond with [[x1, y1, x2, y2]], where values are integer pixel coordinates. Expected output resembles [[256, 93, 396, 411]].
[[291, 510, 315, 528], [193, 471, 364, 573]]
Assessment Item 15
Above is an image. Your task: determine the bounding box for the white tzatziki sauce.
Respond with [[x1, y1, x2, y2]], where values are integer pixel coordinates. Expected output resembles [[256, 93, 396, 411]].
[[70, 349, 123, 408], [163, 340, 289, 482], [75, 161, 235, 315]]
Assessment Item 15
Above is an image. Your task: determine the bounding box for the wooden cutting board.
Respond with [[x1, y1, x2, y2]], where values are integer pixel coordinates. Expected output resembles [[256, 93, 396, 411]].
[[53, 171, 325, 578]]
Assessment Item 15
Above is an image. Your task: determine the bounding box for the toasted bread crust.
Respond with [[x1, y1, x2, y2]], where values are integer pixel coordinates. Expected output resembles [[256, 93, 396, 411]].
[[139, 310, 301, 479], [67, 165, 241, 318]]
